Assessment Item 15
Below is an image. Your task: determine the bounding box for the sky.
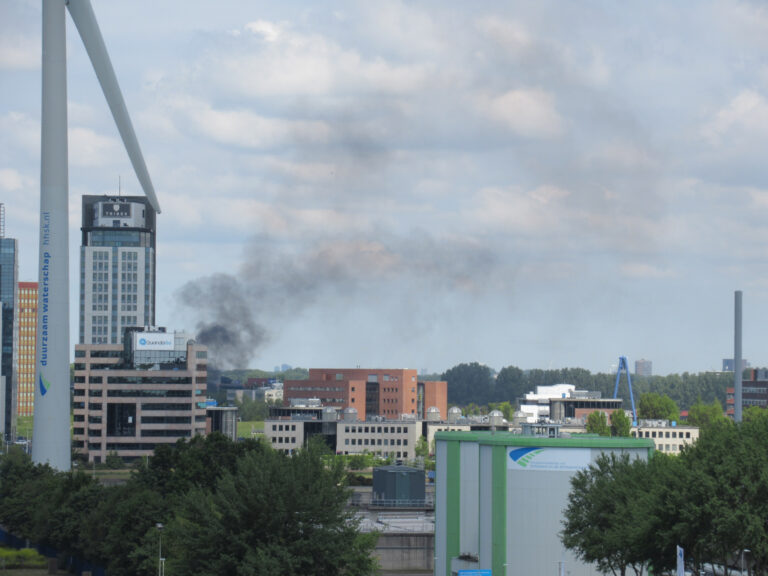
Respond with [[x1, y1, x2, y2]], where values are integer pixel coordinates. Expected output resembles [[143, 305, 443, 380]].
[[2, 1, 768, 375]]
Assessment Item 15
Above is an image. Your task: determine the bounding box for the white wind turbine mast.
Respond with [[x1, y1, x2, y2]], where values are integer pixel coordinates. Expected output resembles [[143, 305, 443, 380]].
[[35, 0, 161, 470]]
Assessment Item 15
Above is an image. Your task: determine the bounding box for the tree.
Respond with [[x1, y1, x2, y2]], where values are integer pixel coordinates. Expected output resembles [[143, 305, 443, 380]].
[[637, 392, 680, 422], [414, 436, 429, 459], [610, 410, 632, 437], [442, 362, 494, 406], [494, 366, 525, 404], [561, 453, 651, 576], [166, 439, 379, 576], [686, 399, 727, 429], [586, 411, 610, 436], [236, 395, 280, 422], [744, 405, 768, 423]]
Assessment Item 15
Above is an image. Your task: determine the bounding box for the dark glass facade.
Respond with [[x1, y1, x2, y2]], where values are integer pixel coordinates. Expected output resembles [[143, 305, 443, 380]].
[[0, 237, 17, 442]]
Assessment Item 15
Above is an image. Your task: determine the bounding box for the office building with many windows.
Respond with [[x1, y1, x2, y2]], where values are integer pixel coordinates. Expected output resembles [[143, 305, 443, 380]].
[[79, 195, 157, 344], [634, 358, 653, 377], [73, 328, 207, 463], [0, 204, 18, 442], [16, 282, 36, 417], [283, 368, 447, 421]]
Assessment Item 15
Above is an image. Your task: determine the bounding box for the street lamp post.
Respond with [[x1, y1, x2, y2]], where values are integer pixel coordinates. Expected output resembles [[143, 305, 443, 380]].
[[156, 523, 164, 576], [741, 548, 750, 576]]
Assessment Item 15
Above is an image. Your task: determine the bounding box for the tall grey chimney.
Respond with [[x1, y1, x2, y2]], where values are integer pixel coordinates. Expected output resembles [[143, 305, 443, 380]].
[[734, 290, 743, 423]]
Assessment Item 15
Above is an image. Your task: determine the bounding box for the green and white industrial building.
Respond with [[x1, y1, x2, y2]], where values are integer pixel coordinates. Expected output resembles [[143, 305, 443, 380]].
[[434, 431, 654, 576]]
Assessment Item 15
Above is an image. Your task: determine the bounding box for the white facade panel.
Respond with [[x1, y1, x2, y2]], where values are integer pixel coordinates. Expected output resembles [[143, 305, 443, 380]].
[[478, 444, 494, 570], [459, 441, 480, 556], [435, 440, 448, 576]]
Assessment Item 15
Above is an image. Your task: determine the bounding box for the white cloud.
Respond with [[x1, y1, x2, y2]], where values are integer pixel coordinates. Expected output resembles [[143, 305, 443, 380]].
[[169, 97, 330, 149], [748, 188, 768, 209], [199, 20, 429, 98], [480, 88, 564, 138], [0, 33, 39, 70], [68, 127, 122, 167], [0, 168, 25, 191], [475, 17, 532, 55], [701, 89, 768, 145], [245, 20, 283, 43], [471, 184, 573, 234], [620, 262, 674, 279], [0, 112, 39, 156], [586, 141, 657, 171]]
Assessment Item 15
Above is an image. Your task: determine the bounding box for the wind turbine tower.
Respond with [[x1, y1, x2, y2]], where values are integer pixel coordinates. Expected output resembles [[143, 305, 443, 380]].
[[35, 0, 161, 470]]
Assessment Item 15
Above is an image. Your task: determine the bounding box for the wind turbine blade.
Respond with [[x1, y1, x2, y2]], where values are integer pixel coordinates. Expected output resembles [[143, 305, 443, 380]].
[[66, 0, 161, 213]]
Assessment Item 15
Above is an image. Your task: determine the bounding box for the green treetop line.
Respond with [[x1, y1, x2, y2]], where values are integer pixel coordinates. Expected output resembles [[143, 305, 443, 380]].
[[562, 412, 768, 576], [0, 435, 378, 576], [440, 362, 733, 413]]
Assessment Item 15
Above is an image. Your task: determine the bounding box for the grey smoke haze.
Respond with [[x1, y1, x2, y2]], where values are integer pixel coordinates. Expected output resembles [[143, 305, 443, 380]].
[[8, 1, 768, 375], [178, 230, 498, 368], [178, 274, 267, 369]]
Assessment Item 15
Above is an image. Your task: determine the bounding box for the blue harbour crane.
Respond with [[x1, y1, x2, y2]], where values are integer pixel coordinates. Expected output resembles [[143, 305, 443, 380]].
[[612, 356, 637, 426]]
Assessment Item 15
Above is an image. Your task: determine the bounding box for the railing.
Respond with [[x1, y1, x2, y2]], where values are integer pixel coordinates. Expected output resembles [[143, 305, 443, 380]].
[[371, 496, 434, 508]]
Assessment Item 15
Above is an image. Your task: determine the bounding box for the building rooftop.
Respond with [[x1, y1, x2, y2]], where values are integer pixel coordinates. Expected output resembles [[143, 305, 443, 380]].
[[434, 430, 655, 450]]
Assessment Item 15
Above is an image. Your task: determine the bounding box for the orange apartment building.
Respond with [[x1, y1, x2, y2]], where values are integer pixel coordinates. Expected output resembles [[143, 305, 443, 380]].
[[16, 282, 36, 417], [283, 368, 447, 421]]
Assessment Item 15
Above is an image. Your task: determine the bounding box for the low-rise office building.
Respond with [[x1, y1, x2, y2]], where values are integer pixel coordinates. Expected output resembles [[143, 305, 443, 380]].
[[727, 368, 768, 418], [73, 328, 208, 463], [631, 420, 699, 453], [283, 368, 447, 421], [518, 385, 621, 423], [265, 412, 420, 460]]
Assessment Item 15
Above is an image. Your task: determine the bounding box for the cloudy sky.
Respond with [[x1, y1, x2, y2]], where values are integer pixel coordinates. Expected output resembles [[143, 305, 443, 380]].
[[2, 0, 768, 375]]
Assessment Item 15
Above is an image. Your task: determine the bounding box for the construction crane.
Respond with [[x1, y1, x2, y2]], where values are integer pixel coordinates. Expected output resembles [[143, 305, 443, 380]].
[[613, 356, 637, 425]]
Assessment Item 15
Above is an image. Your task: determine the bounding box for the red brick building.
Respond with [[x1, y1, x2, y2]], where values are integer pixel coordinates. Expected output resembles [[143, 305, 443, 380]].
[[283, 368, 447, 421]]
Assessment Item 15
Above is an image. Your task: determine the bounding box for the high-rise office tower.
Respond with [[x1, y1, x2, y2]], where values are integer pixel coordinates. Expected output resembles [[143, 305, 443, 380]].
[[16, 282, 37, 417], [634, 358, 652, 377], [0, 204, 18, 442], [80, 196, 157, 345]]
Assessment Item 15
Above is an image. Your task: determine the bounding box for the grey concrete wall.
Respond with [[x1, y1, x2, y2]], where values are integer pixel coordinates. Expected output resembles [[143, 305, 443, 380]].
[[375, 533, 434, 572]]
